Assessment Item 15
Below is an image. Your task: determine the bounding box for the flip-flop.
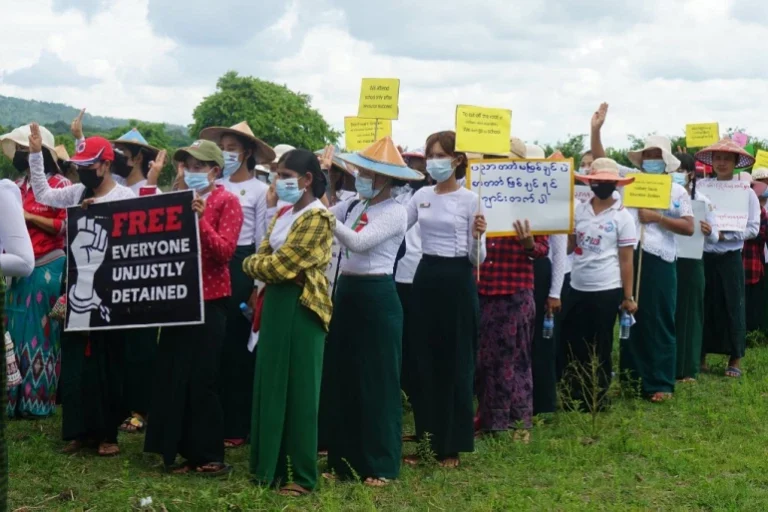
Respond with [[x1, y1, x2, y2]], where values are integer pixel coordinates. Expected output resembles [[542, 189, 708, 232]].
[[402, 434, 417, 443], [725, 367, 742, 378], [119, 415, 146, 434], [403, 456, 420, 466], [194, 462, 232, 478], [97, 443, 120, 457], [364, 477, 390, 488], [167, 461, 194, 474], [278, 483, 311, 496], [224, 439, 246, 449], [649, 392, 673, 403]]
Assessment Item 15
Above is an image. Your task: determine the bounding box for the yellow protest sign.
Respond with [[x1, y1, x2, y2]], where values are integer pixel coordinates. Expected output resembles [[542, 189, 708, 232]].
[[754, 150, 768, 170], [357, 78, 400, 120], [686, 123, 719, 147], [455, 105, 512, 155], [622, 173, 672, 209], [344, 117, 392, 151]]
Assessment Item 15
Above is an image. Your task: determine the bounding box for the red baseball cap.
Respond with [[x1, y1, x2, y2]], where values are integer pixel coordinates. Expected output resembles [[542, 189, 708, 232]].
[[69, 136, 115, 165]]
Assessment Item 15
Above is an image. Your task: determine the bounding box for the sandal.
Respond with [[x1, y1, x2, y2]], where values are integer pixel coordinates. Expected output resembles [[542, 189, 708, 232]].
[[224, 438, 246, 449], [439, 457, 460, 469], [725, 367, 742, 378], [61, 440, 84, 454], [168, 461, 194, 474], [194, 462, 232, 478], [119, 414, 146, 434], [317, 450, 328, 457], [278, 483, 310, 496], [321, 472, 336, 481], [513, 430, 531, 445], [97, 442, 120, 457], [364, 477, 390, 488], [649, 392, 673, 403], [677, 377, 696, 383], [402, 434, 417, 443], [403, 455, 421, 466]]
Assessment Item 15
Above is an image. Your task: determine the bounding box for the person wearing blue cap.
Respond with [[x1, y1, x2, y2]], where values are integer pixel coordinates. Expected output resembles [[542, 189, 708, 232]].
[[321, 136, 422, 487], [110, 128, 162, 195]]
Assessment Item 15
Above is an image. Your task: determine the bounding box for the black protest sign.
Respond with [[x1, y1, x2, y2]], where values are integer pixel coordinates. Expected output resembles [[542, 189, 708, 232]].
[[65, 190, 204, 332]]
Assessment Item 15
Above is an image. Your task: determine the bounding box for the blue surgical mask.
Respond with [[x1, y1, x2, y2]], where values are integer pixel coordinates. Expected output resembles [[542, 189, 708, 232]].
[[221, 151, 241, 179], [671, 172, 687, 187], [183, 169, 211, 192], [426, 158, 455, 183], [355, 175, 381, 199], [276, 177, 304, 204], [642, 159, 666, 174]]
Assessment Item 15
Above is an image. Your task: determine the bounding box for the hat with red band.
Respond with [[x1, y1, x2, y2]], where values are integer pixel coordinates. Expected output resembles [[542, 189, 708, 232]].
[[69, 136, 115, 165]]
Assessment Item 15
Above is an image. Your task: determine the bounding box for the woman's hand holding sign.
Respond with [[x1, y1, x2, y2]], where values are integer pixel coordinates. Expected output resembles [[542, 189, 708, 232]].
[[513, 219, 534, 250], [472, 214, 487, 239]]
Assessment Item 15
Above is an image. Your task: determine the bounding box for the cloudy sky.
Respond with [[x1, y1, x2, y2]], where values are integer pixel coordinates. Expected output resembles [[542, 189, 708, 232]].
[[1, 0, 767, 149]]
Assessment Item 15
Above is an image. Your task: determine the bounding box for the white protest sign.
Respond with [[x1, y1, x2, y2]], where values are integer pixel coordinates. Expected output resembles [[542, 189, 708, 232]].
[[467, 159, 574, 236], [676, 200, 707, 260], [696, 180, 750, 231]]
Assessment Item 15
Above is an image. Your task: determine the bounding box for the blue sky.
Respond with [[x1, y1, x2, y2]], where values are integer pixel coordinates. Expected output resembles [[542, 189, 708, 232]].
[[1, 0, 766, 149]]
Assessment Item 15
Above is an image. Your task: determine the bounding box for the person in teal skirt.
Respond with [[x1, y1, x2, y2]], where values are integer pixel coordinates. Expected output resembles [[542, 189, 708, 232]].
[[323, 136, 423, 487], [243, 149, 334, 497]]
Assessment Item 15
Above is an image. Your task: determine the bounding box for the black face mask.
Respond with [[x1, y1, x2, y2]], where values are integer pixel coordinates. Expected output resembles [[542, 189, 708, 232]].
[[112, 150, 132, 178], [591, 182, 616, 200], [13, 151, 29, 172], [77, 166, 105, 190]]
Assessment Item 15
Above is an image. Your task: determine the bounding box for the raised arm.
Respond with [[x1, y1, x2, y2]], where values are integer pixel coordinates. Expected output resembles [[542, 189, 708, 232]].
[[27, 124, 83, 208], [590, 102, 608, 159]]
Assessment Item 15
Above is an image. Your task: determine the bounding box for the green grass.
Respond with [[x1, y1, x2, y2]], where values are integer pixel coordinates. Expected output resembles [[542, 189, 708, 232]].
[[9, 349, 768, 512]]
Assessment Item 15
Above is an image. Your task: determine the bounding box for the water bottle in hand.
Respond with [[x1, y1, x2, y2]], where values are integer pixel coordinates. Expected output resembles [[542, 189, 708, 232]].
[[542, 312, 554, 339], [619, 310, 631, 340], [240, 302, 254, 323]]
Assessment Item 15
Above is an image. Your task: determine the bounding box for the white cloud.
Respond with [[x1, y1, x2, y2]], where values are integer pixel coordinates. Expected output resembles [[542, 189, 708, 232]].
[[1, 0, 768, 150]]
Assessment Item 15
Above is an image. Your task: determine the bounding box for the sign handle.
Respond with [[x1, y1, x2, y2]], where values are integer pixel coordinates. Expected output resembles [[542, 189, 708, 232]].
[[477, 179, 482, 282], [635, 225, 645, 305]]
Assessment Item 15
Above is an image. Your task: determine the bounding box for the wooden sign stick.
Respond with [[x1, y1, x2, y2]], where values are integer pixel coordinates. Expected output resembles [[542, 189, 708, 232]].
[[477, 179, 482, 282], [635, 225, 645, 305]]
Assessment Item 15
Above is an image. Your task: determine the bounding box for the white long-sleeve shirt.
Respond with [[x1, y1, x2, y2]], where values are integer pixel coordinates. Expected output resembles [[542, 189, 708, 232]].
[[406, 186, 486, 266], [29, 152, 135, 207], [0, 180, 34, 277], [547, 234, 567, 299], [218, 177, 268, 248]]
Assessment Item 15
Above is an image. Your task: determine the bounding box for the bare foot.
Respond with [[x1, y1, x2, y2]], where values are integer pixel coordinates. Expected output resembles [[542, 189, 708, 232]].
[[439, 457, 460, 468], [61, 440, 84, 454], [278, 483, 310, 496], [513, 430, 531, 445], [403, 455, 421, 466], [97, 442, 120, 457]]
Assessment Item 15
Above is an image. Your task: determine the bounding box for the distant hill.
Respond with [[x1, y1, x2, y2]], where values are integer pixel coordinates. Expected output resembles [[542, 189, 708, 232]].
[[0, 95, 189, 137]]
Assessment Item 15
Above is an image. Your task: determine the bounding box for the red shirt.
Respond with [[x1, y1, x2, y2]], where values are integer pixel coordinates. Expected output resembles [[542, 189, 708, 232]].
[[199, 185, 244, 301], [743, 207, 768, 285], [17, 175, 70, 259], [477, 235, 549, 296]]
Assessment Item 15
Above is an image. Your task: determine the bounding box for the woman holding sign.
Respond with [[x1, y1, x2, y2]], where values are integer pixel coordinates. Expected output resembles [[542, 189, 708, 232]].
[[243, 149, 334, 496], [144, 140, 243, 476], [322, 137, 421, 487], [563, 158, 637, 411], [404, 131, 486, 469], [695, 140, 759, 378], [26, 126, 137, 457], [591, 104, 694, 403], [671, 153, 719, 382]]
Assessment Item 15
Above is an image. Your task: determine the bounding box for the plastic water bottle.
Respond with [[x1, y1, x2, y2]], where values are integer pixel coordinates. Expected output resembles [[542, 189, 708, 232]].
[[542, 313, 554, 339], [240, 302, 254, 323], [619, 310, 631, 340]]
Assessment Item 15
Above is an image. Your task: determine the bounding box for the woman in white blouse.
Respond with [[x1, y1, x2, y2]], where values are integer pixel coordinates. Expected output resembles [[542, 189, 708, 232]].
[[591, 104, 694, 403], [322, 136, 423, 487], [404, 131, 486, 469]]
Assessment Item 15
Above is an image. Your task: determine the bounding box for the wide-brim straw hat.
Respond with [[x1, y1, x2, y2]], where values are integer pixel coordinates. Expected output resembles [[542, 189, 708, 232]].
[[627, 135, 680, 173], [110, 128, 160, 156], [54, 145, 70, 162], [199, 121, 276, 164], [0, 123, 57, 162], [526, 144, 546, 159], [751, 167, 768, 181], [338, 136, 424, 181], [314, 145, 351, 175], [694, 138, 756, 169], [470, 137, 527, 160], [576, 157, 635, 186]]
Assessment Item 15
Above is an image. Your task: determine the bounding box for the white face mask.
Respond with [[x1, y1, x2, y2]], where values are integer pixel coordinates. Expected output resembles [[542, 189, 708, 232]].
[[221, 151, 241, 179]]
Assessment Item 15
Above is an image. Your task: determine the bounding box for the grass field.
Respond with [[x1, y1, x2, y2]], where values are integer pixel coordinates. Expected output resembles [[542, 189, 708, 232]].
[[8, 348, 768, 511]]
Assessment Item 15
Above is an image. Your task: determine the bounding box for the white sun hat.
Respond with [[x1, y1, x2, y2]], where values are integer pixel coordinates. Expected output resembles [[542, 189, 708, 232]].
[[272, 144, 296, 163], [0, 123, 57, 162], [526, 144, 546, 159], [627, 135, 681, 174]]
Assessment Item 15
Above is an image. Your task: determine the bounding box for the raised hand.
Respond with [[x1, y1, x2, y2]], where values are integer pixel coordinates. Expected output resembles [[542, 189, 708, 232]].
[[318, 145, 335, 170], [266, 181, 278, 208], [513, 219, 534, 249], [71, 108, 86, 139], [147, 149, 167, 184], [28, 122, 43, 153], [591, 102, 609, 132]]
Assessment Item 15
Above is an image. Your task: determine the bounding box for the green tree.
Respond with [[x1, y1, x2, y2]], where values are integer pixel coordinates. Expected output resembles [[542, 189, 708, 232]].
[[190, 71, 340, 150]]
